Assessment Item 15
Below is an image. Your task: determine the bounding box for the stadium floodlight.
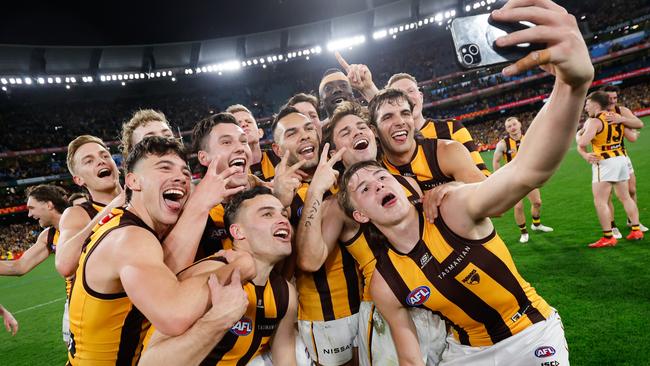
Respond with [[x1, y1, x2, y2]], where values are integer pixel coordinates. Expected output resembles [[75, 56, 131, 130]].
[[246, 60, 253, 66], [100, 75, 106, 81], [435, 13, 443, 22], [399, 25, 404, 32], [118, 74, 124, 80], [451, 9, 456, 16], [0, 78, 6, 85], [418, 20, 423, 26], [171, 77, 176, 82], [87, 76, 93, 82], [15, 78, 22, 85], [134, 73, 140, 79], [241, 61, 247, 67], [24, 78, 32, 85], [65, 85, 70, 89], [70, 77, 76, 83], [128, 74, 134, 80], [267, 56, 273, 62], [37, 77, 45, 84], [121, 82, 126, 86], [327, 35, 366, 51], [140, 73, 145, 79], [260, 58, 265, 63], [272, 55, 278, 61], [47, 77, 54, 83], [473, 2, 480, 9], [156, 71, 162, 77], [262, 64, 267, 69], [373, 29, 388, 40], [253, 59, 258, 64], [221, 60, 241, 71], [206, 65, 214, 72], [55, 77, 61, 83], [1, 86, 6, 91], [218, 71, 222, 75], [306, 56, 310, 60], [481, 1, 486, 6], [278, 54, 283, 60], [9, 78, 15, 84], [111, 75, 117, 81]]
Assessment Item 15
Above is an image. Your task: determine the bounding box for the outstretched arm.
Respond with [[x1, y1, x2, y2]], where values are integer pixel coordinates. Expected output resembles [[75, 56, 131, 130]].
[[437, 140, 486, 183], [461, 0, 594, 221], [0, 229, 50, 276]]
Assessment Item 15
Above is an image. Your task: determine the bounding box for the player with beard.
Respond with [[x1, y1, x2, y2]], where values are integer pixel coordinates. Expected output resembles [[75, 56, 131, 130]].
[[141, 187, 298, 366], [67, 137, 255, 365], [335, 54, 489, 176], [578, 91, 643, 247], [493, 117, 554, 243], [368, 89, 485, 193], [271, 106, 361, 366], [227, 104, 280, 181], [297, 101, 447, 366], [599, 85, 647, 235], [285, 93, 323, 138], [319, 69, 356, 127]]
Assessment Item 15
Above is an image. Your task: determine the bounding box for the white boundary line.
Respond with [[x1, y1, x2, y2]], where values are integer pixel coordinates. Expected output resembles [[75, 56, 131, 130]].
[[14, 297, 65, 314]]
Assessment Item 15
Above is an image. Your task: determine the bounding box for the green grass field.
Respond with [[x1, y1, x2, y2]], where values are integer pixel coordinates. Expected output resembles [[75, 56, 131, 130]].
[[1, 117, 649, 365]]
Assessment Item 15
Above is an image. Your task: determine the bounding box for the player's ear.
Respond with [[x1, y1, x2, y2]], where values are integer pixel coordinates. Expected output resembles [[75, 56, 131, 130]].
[[125, 172, 142, 193], [352, 210, 370, 224], [72, 174, 85, 187], [257, 128, 264, 139], [197, 150, 210, 167], [229, 224, 246, 240], [271, 143, 283, 159]]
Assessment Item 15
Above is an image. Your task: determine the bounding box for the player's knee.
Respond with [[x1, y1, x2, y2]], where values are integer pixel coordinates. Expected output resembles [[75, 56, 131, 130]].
[[532, 200, 542, 209]]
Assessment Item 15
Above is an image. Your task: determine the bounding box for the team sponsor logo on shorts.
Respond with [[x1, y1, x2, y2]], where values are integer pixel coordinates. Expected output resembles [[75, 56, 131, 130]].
[[540, 361, 560, 366], [534, 346, 556, 358], [323, 344, 352, 355], [406, 286, 431, 306], [230, 317, 253, 336]]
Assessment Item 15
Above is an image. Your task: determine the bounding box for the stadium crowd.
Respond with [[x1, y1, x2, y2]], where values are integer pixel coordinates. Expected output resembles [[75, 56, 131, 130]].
[[0, 222, 39, 259]]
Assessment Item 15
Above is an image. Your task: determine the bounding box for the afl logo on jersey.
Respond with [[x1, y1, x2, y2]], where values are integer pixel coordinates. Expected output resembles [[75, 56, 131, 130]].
[[230, 317, 253, 336], [406, 286, 431, 306]]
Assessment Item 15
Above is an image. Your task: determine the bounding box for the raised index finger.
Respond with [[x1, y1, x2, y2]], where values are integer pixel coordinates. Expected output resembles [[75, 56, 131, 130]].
[[328, 147, 347, 167], [335, 51, 350, 72]]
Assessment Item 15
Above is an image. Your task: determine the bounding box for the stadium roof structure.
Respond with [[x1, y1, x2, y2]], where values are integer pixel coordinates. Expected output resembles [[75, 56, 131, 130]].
[[0, 0, 469, 89]]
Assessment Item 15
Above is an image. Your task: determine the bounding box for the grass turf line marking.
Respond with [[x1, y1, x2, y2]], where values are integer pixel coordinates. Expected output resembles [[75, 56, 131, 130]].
[[14, 297, 65, 314]]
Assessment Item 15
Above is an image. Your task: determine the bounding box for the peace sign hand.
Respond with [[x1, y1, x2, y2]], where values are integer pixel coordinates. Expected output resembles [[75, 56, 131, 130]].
[[272, 151, 307, 207], [310, 143, 346, 195]]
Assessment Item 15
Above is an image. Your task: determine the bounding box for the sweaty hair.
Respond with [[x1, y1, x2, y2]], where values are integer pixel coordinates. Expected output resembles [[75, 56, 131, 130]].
[[26, 184, 69, 214], [271, 106, 303, 142], [385, 73, 418, 89], [322, 101, 370, 149], [337, 160, 384, 218], [66, 135, 109, 175], [587, 91, 611, 110], [123, 136, 187, 202], [226, 104, 254, 116], [191, 112, 239, 153], [224, 186, 274, 236], [367, 88, 415, 127], [120, 109, 171, 158]]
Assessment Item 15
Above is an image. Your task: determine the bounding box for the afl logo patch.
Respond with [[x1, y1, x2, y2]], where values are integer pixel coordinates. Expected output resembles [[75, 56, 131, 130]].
[[406, 286, 431, 306], [534, 346, 556, 358], [230, 317, 253, 336]]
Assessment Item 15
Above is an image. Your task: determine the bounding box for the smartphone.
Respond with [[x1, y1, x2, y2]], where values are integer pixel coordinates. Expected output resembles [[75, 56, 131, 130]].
[[450, 13, 544, 69]]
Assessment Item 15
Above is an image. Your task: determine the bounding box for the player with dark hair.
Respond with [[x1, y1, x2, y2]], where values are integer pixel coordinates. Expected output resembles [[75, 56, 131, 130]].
[[67, 136, 255, 365], [271, 104, 361, 366], [335, 53, 490, 176], [319, 68, 356, 125], [578, 91, 643, 247], [67, 192, 88, 206], [285, 93, 322, 138], [493, 117, 553, 243], [142, 187, 297, 365]]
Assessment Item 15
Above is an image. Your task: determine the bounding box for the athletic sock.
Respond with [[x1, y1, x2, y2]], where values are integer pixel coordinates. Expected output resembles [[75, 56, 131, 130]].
[[603, 230, 613, 238], [519, 223, 528, 234], [630, 225, 640, 232], [611, 221, 618, 229], [532, 216, 541, 226]]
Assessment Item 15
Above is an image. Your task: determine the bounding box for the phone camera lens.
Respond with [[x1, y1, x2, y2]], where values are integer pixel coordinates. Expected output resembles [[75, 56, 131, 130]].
[[468, 44, 479, 55], [462, 53, 475, 65]]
